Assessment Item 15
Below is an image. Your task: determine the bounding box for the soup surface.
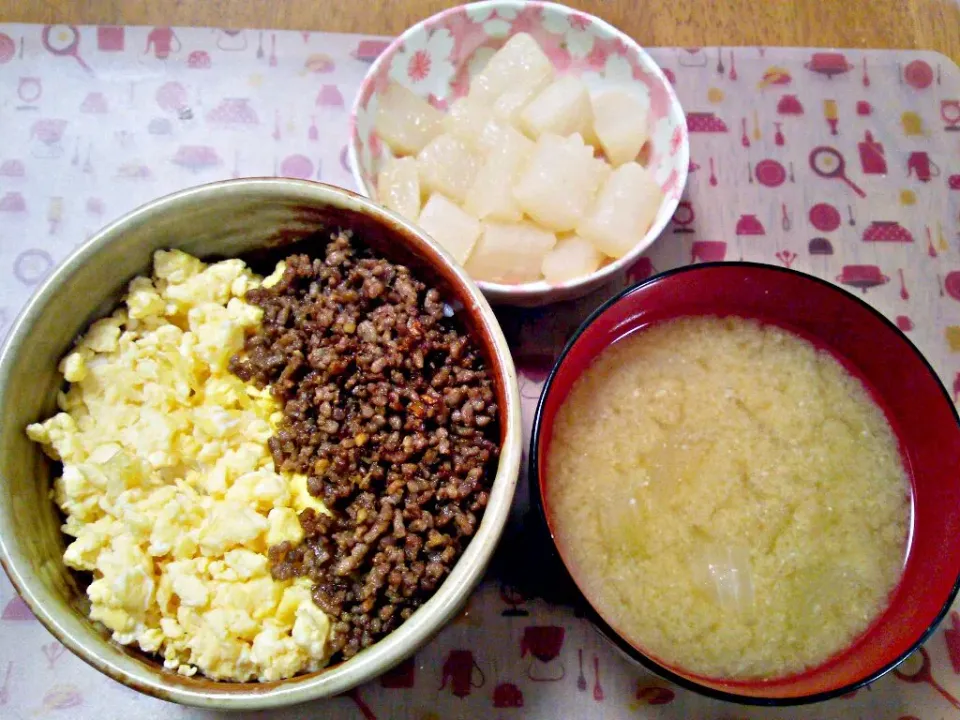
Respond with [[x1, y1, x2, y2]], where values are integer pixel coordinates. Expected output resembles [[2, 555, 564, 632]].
[[546, 316, 911, 679]]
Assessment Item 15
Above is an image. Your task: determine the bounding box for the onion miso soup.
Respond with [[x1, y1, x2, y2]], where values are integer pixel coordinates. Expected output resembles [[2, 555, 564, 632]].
[[546, 316, 911, 679]]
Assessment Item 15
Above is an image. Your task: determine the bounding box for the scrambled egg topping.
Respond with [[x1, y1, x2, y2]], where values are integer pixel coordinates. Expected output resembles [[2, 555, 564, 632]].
[[27, 251, 331, 682]]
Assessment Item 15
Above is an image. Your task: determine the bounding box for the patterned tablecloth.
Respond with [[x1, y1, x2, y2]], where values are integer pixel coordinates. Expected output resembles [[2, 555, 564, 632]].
[[1, 21, 960, 720]]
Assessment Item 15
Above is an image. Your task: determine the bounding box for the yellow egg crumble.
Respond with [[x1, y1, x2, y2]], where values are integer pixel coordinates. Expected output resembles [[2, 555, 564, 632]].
[[27, 250, 332, 682]]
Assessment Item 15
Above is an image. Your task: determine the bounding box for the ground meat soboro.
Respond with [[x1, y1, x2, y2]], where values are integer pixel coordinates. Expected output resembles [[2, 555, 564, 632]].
[[230, 232, 500, 659]]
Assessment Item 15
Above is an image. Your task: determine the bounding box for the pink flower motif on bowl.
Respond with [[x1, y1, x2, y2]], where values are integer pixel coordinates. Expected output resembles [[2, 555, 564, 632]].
[[585, 42, 610, 70], [428, 93, 449, 111], [541, 8, 593, 57], [670, 126, 685, 154], [407, 49, 432, 82], [368, 131, 382, 158], [569, 12, 592, 31], [508, 5, 545, 35], [388, 28, 455, 92]]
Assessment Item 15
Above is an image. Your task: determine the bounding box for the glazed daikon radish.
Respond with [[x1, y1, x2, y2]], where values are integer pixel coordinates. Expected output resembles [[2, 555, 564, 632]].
[[416, 134, 480, 203], [464, 157, 525, 222], [442, 97, 493, 148], [541, 235, 605, 284], [520, 76, 594, 141], [374, 82, 444, 155], [377, 156, 421, 220], [417, 194, 481, 264], [465, 222, 557, 284], [492, 78, 551, 126], [475, 120, 534, 158], [465, 123, 534, 222], [513, 133, 609, 232], [578, 162, 663, 258], [592, 90, 650, 166], [470, 33, 554, 103]]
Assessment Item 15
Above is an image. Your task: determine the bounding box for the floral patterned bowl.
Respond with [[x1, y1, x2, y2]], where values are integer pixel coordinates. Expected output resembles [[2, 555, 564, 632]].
[[348, 0, 688, 307]]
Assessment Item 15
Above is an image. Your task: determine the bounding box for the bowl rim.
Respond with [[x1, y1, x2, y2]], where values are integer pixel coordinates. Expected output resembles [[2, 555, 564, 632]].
[[0, 178, 524, 709], [528, 260, 960, 706], [347, 0, 689, 299]]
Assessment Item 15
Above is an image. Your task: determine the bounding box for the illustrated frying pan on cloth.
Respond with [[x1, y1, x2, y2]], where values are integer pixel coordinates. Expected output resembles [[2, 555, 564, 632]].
[[42, 25, 93, 73], [893, 647, 960, 710], [809, 147, 866, 198]]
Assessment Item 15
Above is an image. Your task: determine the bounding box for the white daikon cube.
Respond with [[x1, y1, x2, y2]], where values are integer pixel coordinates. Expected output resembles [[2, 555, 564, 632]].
[[442, 97, 493, 148], [470, 33, 554, 103], [464, 153, 527, 223], [466, 122, 534, 222], [578, 162, 663, 258], [519, 76, 594, 141], [591, 90, 650, 166], [491, 80, 549, 127], [417, 194, 481, 265], [512, 134, 609, 232], [377, 156, 421, 221], [465, 221, 557, 284], [541, 235, 605, 284], [476, 120, 535, 160], [416, 134, 480, 204], [374, 82, 444, 156]]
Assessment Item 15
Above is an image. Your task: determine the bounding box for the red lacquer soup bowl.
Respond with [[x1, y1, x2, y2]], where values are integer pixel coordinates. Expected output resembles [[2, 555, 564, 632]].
[[530, 262, 960, 704]]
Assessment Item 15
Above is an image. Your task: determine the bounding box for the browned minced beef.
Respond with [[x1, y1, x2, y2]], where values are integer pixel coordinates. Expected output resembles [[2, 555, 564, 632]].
[[229, 232, 500, 659]]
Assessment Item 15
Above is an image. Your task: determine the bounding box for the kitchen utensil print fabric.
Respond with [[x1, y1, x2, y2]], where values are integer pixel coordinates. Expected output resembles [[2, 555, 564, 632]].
[[0, 24, 960, 720]]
